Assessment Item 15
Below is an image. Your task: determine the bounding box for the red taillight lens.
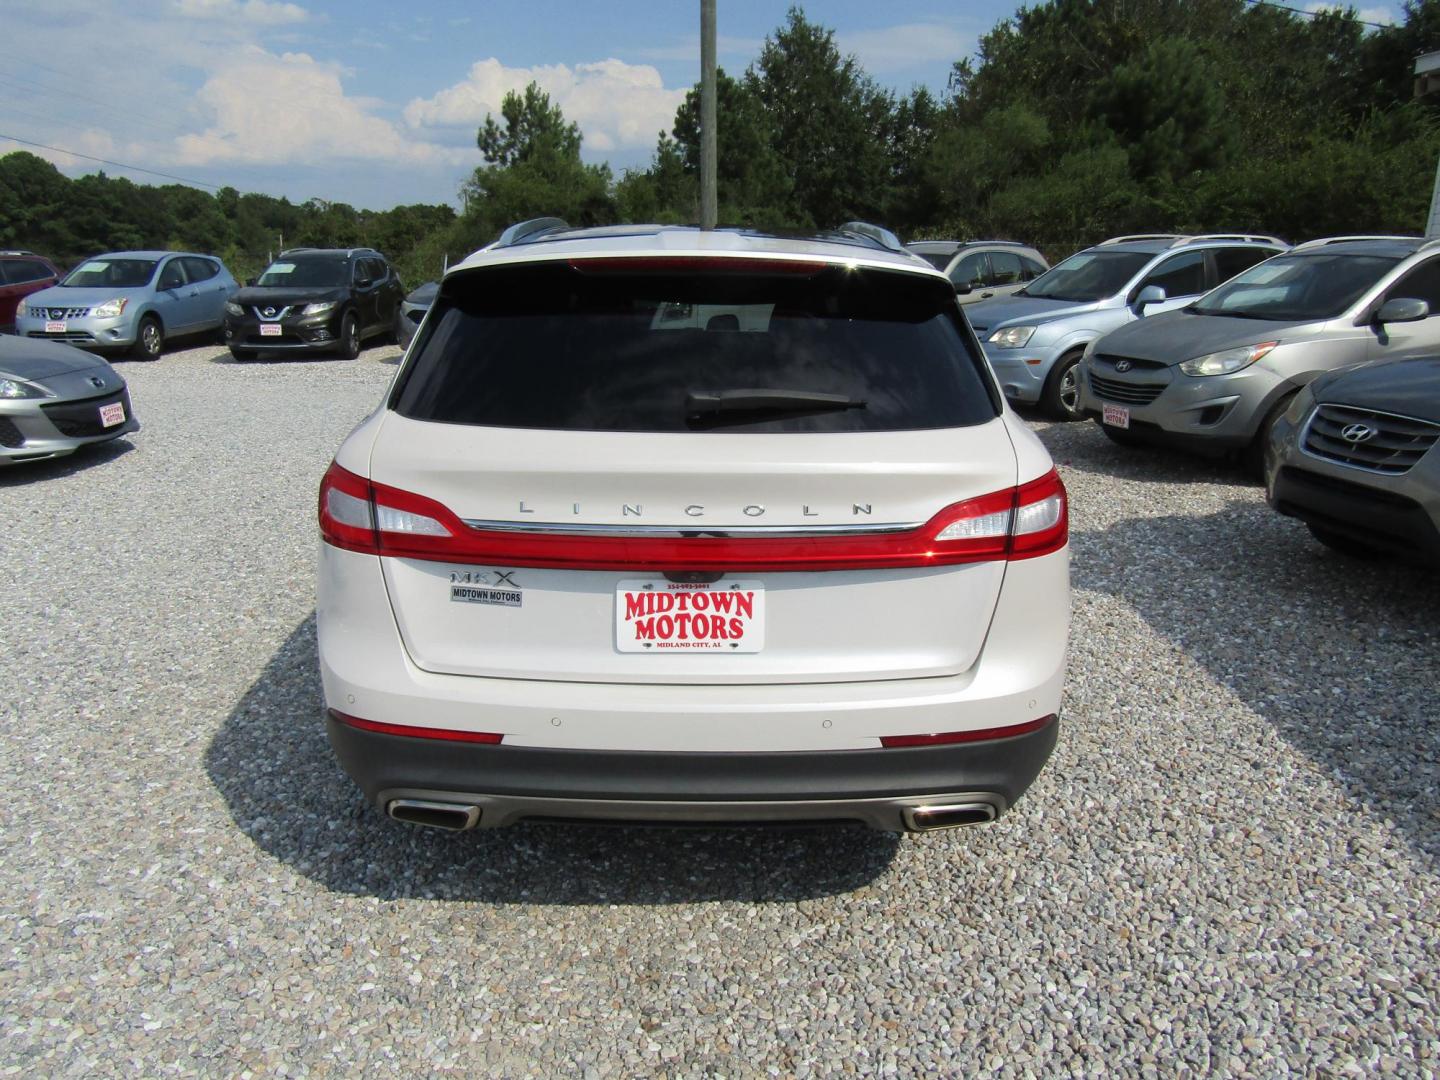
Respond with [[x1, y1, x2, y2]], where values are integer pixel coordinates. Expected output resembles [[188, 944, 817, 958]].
[[328, 709, 504, 744], [318, 462, 1068, 571], [879, 714, 1056, 748]]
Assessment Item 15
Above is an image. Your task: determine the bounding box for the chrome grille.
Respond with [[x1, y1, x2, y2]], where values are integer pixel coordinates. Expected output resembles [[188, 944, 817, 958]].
[[42, 307, 89, 319], [253, 305, 294, 321], [1088, 372, 1164, 406], [1302, 404, 1440, 475]]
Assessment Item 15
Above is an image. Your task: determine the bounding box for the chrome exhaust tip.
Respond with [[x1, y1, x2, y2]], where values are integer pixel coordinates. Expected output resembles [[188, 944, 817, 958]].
[[903, 801, 998, 833], [386, 799, 481, 831]]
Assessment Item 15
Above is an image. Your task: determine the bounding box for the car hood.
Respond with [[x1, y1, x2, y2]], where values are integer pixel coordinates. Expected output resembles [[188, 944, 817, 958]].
[[1314, 357, 1440, 423], [966, 294, 1101, 333], [26, 285, 150, 307], [0, 334, 108, 381], [404, 281, 438, 306], [1093, 307, 1319, 365], [230, 286, 348, 307]]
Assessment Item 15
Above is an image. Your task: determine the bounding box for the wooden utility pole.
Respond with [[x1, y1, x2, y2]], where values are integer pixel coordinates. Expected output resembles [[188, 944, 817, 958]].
[[700, 0, 718, 229]]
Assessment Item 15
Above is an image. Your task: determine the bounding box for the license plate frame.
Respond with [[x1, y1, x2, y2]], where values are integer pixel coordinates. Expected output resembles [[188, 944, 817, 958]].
[[615, 579, 765, 653], [1102, 403, 1130, 429], [45, 321, 66, 334], [98, 402, 125, 428]]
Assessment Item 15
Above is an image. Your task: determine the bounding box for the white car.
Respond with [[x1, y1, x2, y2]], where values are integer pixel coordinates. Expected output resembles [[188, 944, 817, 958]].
[[317, 219, 1071, 834]]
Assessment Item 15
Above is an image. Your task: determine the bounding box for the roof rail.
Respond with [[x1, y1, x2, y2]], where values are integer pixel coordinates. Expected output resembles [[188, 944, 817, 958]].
[[1173, 233, 1288, 247], [278, 246, 378, 257], [835, 221, 904, 253], [492, 217, 572, 249], [1291, 234, 1422, 251], [1098, 234, 1185, 246]]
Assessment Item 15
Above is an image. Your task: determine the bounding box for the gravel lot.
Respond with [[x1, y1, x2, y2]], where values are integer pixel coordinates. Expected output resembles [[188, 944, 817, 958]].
[[2, 343, 1437, 1077]]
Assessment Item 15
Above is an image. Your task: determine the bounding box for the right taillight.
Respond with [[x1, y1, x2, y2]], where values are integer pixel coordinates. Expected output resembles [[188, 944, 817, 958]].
[[318, 461, 1067, 569]]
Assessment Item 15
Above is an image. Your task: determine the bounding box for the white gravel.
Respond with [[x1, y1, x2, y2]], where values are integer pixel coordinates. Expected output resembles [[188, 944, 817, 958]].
[[1, 344, 1437, 1077]]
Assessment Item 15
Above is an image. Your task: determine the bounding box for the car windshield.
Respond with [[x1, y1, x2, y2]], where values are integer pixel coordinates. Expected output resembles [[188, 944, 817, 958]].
[[392, 261, 998, 433], [1021, 251, 1151, 301], [1190, 253, 1401, 321], [256, 257, 350, 287], [61, 258, 158, 288]]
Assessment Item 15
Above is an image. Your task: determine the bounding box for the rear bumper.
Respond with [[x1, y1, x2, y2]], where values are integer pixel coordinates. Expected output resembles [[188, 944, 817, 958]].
[[327, 711, 1059, 831]]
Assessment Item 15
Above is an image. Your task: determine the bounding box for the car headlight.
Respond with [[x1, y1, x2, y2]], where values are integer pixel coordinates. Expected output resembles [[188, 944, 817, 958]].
[[1179, 341, 1278, 377], [988, 325, 1036, 349], [91, 298, 128, 319], [302, 301, 338, 316], [224, 301, 245, 317], [0, 377, 48, 400]]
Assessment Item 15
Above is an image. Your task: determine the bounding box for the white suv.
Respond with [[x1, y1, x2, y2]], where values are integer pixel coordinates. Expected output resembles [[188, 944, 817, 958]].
[[317, 219, 1071, 834]]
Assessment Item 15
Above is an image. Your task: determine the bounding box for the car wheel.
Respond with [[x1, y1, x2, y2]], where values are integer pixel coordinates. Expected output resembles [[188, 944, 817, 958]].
[[230, 348, 256, 361], [1242, 392, 1296, 479], [131, 316, 163, 360], [1307, 524, 1381, 560], [338, 312, 361, 360], [1098, 420, 1142, 446], [1041, 351, 1085, 421]]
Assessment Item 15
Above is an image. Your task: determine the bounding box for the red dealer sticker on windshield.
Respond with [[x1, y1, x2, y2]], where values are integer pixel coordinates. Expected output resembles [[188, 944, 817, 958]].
[[615, 579, 765, 653]]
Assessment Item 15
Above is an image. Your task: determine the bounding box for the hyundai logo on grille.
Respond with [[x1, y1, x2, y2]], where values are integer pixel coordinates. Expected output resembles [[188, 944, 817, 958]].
[[1340, 423, 1376, 443], [1113, 360, 1133, 373]]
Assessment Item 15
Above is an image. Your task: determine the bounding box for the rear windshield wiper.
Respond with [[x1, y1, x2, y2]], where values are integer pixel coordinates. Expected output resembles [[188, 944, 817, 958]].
[[686, 389, 866, 415]]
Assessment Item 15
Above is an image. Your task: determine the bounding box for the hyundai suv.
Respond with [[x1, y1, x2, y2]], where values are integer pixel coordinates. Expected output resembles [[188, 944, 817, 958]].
[[968, 234, 1287, 419], [317, 219, 1071, 834], [1079, 236, 1440, 471], [224, 247, 404, 360]]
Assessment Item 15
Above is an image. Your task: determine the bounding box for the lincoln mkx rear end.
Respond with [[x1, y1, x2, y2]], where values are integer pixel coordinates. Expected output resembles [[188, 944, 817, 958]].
[[316, 229, 1070, 834]]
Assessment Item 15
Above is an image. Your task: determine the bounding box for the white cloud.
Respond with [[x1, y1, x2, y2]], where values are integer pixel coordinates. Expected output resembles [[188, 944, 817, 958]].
[[171, 0, 309, 25], [836, 22, 976, 74], [404, 57, 686, 153], [1303, 2, 1398, 25], [173, 47, 465, 166]]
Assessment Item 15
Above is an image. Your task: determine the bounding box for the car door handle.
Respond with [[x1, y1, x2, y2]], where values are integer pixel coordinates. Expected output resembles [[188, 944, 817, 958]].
[[981, 291, 994, 298], [187, 290, 199, 297]]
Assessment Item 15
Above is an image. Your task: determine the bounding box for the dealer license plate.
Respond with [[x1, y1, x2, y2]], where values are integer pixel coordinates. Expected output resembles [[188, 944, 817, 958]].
[[1102, 404, 1130, 429], [615, 579, 765, 653], [45, 321, 66, 333], [259, 323, 283, 337], [98, 402, 125, 428]]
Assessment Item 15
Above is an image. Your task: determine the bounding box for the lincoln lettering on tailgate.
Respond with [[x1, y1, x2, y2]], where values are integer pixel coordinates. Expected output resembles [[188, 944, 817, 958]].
[[616, 580, 766, 653]]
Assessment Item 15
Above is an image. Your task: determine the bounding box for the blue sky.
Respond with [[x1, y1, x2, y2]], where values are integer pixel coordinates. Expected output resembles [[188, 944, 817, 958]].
[[1, 0, 1397, 211]]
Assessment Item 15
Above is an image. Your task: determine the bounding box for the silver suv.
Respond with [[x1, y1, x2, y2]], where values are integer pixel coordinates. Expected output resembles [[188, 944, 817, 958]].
[[1078, 236, 1440, 470], [968, 234, 1287, 419], [905, 241, 1048, 306]]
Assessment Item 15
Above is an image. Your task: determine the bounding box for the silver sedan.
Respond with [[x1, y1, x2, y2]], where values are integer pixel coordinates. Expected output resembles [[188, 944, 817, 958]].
[[0, 335, 139, 465]]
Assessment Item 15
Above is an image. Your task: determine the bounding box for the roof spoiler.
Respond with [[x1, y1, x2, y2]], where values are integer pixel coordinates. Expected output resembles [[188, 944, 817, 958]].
[[835, 221, 905, 253], [490, 217, 572, 250]]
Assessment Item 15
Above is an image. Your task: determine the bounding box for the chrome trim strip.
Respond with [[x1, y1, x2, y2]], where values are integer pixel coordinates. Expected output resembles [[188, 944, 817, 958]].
[[460, 518, 922, 538]]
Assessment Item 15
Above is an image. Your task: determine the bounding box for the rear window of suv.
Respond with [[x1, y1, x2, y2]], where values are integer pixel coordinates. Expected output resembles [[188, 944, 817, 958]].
[[391, 260, 998, 433]]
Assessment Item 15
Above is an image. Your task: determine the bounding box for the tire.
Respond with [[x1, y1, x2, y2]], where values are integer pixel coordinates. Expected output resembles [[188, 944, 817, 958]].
[[1242, 392, 1296, 480], [1040, 350, 1085, 421], [131, 316, 163, 360], [338, 312, 360, 360], [1099, 420, 1142, 446], [1307, 524, 1381, 560], [229, 348, 256, 361]]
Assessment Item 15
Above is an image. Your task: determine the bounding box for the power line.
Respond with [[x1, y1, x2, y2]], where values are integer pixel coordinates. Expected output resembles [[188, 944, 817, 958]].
[[0, 131, 223, 191], [1243, 0, 1396, 31]]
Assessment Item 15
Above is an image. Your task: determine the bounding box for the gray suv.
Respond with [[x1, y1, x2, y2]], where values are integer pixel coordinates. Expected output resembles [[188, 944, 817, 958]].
[[1265, 356, 1440, 563], [1078, 236, 1440, 470], [905, 241, 1048, 305], [968, 234, 1287, 419]]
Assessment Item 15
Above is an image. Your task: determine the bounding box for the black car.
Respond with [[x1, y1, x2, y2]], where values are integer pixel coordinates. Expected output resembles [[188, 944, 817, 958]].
[[223, 248, 404, 360]]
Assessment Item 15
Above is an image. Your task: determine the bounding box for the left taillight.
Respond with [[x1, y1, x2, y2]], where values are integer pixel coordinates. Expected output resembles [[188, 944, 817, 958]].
[[320, 460, 460, 556]]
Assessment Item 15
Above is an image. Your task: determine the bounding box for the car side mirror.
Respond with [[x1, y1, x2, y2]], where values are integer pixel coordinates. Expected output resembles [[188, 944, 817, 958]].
[[1133, 284, 1166, 312], [357, 277, 373, 289], [245, 277, 257, 287], [953, 281, 973, 296], [1376, 297, 1429, 324]]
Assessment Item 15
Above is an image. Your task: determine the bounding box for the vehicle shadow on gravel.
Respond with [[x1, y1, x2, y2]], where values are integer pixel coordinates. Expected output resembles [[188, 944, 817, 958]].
[[0, 439, 134, 485], [206, 615, 900, 903], [1073, 497, 1440, 861]]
